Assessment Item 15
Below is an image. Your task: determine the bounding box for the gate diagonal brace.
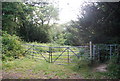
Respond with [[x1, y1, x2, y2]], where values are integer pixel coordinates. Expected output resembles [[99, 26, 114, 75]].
[[36, 50, 49, 63], [53, 47, 68, 63], [69, 48, 79, 59], [22, 45, 33, 56]]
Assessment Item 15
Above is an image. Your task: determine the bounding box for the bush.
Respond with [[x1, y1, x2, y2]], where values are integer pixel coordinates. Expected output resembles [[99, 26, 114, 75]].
[[107, 56, 120, 79], [71, 48, 91, 70], [52, 33, 67, 45], [2, 31, 24, 61]]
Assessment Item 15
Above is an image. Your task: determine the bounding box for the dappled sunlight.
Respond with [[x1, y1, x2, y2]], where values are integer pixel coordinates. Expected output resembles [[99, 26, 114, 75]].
[[2, 0, 120, 79]]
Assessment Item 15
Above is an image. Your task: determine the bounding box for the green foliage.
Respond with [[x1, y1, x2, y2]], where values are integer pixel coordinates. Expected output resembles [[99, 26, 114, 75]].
[[64, 33, 74, 45], [66, 3, 120, 45], [2, 2, 25, 35], [95, 44, 110, 63], [54, 33, 67, 45], [107, 56, 120, 79], [34, 5, 59, 25], [71, 48, 91, 70], [20, 24, 51, 42], [2, 2, 59, 43], [2, 31, 24, 61], [49, 24, 68, 45], [73, 57, 91, 70]]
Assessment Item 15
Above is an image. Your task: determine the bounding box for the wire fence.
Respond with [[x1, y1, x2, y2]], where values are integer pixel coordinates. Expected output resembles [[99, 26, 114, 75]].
[[92, 44, 120, 62]]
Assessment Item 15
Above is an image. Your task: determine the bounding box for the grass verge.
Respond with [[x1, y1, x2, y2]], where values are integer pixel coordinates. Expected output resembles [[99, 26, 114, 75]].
[[2, 57, 82, 79]]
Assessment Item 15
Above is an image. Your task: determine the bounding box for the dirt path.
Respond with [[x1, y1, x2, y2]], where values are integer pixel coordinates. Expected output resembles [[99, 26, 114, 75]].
[[93, 64, 107, 72]]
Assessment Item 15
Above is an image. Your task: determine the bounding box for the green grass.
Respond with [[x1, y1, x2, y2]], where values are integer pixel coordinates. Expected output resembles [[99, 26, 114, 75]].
[[2, 57, 81, 79], [3, 57, 108, 79], [2, 57, 109, 79]]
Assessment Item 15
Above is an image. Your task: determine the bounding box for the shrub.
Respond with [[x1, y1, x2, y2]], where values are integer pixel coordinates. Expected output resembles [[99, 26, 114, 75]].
[[54, 33, 67, 45], [107, 56, 120, 79], [71, 48, 91, 70], [2, 31, 24, 61]]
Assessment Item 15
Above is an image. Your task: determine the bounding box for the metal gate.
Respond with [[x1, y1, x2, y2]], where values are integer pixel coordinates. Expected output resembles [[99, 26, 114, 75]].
[[23, 44, 90, 65], [23, 43, 120, 65]]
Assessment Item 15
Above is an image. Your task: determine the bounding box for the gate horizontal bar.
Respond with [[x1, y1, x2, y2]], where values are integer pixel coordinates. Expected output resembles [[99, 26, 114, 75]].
[[54, 61, 68, 63], [34, 49, 48, 52], [51, 51, 81, 53], [23, 44, 89, 48]]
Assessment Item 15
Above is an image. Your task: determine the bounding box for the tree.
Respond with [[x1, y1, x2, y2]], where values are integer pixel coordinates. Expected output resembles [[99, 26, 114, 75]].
[[2, 1, 59, 43], [2, 2, 23, 35], [66, 2, 120, 45], [33, 5, 59, 26]]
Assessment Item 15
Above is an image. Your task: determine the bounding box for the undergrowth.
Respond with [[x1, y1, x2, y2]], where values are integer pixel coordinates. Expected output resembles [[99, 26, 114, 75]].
[[2, 31, 25, 61]]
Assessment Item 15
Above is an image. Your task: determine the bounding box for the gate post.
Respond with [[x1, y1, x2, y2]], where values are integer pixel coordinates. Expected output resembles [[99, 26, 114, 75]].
[[109, 45, 112, 60], [49, 47, 50, 63], [93, 45, 96, 60], [32, 45, 34, 59], [90, 41, 92, 60], [51, 47, 52, 63], [98, 46, 100, 61], [49, 47, 52, 63], [67, 47, 70, 64]]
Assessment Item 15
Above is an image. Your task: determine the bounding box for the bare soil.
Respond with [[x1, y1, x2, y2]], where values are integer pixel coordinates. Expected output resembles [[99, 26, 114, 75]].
[[93, 64, 107, 72]]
